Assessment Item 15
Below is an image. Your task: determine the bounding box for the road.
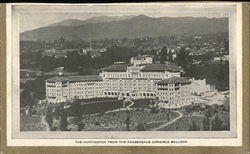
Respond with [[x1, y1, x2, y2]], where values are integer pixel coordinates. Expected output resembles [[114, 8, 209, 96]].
[[152, 110, 183, 131]]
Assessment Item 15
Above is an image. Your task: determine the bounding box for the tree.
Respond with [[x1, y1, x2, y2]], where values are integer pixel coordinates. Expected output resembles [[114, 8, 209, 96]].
[[78, 121, 85, 131], [64, 51, 81, 72], [125, 111, 130, 131], [45, 105, 53, 130], [20, 90, 33, 107], [216, 61, 229, 90], [176, 47, 190, 68], [167, 111, 170, 121], [185, 107, 191, 115], [60, 110, 68, 131], [223, 39, 229, 55], [166, 49, 174, 62], [203, 117, 209, 131], [40, 56, 57, 72], [54, 104, 63, 120], [136, 122, 146, 131], [150, 105, 159, 113], [211, 119, 215, 131], [159, 46, 168, 63], [189, 120, 199, 131], [205, 108, 212, 117], [214, 116, 222, 131]]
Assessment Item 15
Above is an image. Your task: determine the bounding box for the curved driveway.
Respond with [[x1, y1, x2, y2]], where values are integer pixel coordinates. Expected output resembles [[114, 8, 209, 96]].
[[152, 110, 183, 131]]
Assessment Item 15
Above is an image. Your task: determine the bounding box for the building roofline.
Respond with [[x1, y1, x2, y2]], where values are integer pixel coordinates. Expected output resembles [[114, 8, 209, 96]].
[[46, 75, 102, 82], [156, 76, 191, 85]]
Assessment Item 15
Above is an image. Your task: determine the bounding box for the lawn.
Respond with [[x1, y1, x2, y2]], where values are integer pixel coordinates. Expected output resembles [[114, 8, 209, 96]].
[[131, 99, 155, 109], [68, 109, 179, 131], [65, 98, 123, 117]]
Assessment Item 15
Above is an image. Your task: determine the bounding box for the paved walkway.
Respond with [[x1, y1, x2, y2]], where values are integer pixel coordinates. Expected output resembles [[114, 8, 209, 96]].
[[105, 99, 134, 113], [127, 99, 134, 108], [152, 111, 183, 131]]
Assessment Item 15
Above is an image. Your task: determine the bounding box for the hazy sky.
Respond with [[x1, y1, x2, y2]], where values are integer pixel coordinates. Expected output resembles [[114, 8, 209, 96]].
[[16, 5, 229, 32]]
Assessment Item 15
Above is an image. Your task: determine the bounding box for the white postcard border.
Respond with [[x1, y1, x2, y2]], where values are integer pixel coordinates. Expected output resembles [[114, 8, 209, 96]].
[[6, 3, 242, 146]]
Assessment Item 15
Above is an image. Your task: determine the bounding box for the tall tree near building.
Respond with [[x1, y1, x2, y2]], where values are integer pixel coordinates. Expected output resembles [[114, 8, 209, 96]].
[[125, 111, 130, 131], [203, 116, 210, 131], [189, 120, 199, 131], [54, 104, 63, 120], [60, 110, 68, 131], [214, 116, 222, 130], [159, 46, 168, 63], [136, 122, 146, 131], [176, 47, 190, 68], [45, 105, 53, 130]]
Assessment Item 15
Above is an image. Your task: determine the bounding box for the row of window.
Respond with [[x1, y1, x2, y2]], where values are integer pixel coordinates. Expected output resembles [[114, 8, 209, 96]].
[[106, 82, 153, 86], [102, 72, 175, 78], [104, 91, 155, 97]]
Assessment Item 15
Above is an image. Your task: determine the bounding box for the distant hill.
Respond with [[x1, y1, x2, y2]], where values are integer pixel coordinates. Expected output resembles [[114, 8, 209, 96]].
[[47, 15, 134, 27], [20, 15, 229, 42]]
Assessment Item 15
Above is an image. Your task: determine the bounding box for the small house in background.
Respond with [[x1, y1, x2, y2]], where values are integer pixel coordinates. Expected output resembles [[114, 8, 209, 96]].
[[130, 55, 153, 66], [56, 67, 64, 76], [78, 48, 88, 55], [44, 48, 56, 53]]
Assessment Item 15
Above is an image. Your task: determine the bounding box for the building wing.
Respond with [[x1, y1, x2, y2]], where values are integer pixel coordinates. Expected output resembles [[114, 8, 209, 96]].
[[46, 75, 102, 82]]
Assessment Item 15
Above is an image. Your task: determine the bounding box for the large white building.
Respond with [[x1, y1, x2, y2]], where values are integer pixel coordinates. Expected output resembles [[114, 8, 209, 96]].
[[100, 62, 182, 100], [156, 76, 194, 109], [45, 56, 198, 108], [46, 75, 104, 103]]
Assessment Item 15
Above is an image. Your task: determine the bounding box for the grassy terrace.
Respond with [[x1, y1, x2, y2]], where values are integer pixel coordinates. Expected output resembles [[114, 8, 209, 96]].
[[70, 109, 178, 131], [131, 99, 154, 109], [65, 98, 155, 117], [65, 98, 123, 117]]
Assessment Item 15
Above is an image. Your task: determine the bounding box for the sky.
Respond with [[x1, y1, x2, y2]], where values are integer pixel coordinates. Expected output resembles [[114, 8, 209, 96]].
[[16, 5, 229, 32]]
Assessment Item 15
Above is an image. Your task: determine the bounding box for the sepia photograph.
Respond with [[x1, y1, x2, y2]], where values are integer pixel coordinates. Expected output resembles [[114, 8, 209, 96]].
[[6, 3, 242, 146]]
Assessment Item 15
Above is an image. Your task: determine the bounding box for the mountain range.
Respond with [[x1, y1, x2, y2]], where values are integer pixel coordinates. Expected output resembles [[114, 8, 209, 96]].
[[20, 15, 229, 42], [47, 15, 134, 27]]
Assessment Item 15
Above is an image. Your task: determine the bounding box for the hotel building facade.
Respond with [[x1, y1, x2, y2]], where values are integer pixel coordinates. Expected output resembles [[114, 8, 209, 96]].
[[45, 55, 197, 108]]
